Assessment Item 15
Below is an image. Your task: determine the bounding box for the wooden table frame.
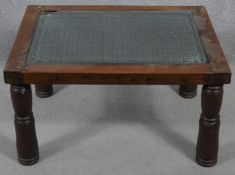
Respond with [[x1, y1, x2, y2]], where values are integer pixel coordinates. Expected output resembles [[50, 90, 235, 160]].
[[3, 5, 231, 167]]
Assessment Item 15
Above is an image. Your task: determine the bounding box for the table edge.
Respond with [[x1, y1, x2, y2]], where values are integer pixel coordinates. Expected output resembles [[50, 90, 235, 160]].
[[3, 5, 232, 85]]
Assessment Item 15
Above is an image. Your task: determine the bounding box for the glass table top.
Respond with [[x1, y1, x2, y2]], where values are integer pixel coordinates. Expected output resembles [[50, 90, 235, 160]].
[[26, 11, 207, 64]]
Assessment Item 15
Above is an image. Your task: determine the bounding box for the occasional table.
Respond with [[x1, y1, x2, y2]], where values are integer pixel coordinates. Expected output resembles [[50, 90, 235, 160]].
[[3, 5, 231, 166]]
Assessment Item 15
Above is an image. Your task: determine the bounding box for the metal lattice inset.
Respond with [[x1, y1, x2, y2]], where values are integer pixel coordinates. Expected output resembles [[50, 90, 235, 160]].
[[26, 11, 207, 64]]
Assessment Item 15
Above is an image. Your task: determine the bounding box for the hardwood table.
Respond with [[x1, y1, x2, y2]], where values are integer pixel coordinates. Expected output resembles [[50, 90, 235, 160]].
[[3, 5, 231, 167]]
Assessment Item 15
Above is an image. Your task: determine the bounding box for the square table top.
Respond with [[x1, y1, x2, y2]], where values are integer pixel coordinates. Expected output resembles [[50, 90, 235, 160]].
[[4, 5, 231, 85]]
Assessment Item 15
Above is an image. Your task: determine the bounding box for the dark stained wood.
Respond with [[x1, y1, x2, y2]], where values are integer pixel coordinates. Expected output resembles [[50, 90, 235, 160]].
[[3, 5, 231, 85], [10, 84, 39, 165], [3, 5, 232, 167], [196, 85, 223, 167], [23, 64, 215, 85], [35, 85, 53, 98], [4, 6, 40, 84], [179, 85, 197, 98]]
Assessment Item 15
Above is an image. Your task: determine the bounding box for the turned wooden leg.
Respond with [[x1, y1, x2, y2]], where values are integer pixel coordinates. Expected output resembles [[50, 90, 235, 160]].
[[10, 85, 39, 165], [196, 85, 223, 167], [35, 84, 53, 98], [179, 84, 197, 98]]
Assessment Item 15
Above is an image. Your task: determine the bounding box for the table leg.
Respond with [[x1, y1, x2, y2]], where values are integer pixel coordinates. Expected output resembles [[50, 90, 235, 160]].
[[196, 85, 223, 167], [35, 84, 53, 98], [10, 84, 39, 165], [179, 85, 197, 98]]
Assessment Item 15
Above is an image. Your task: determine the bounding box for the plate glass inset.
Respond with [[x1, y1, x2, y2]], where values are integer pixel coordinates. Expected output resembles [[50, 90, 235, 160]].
[[27, 11, 207, 64]]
